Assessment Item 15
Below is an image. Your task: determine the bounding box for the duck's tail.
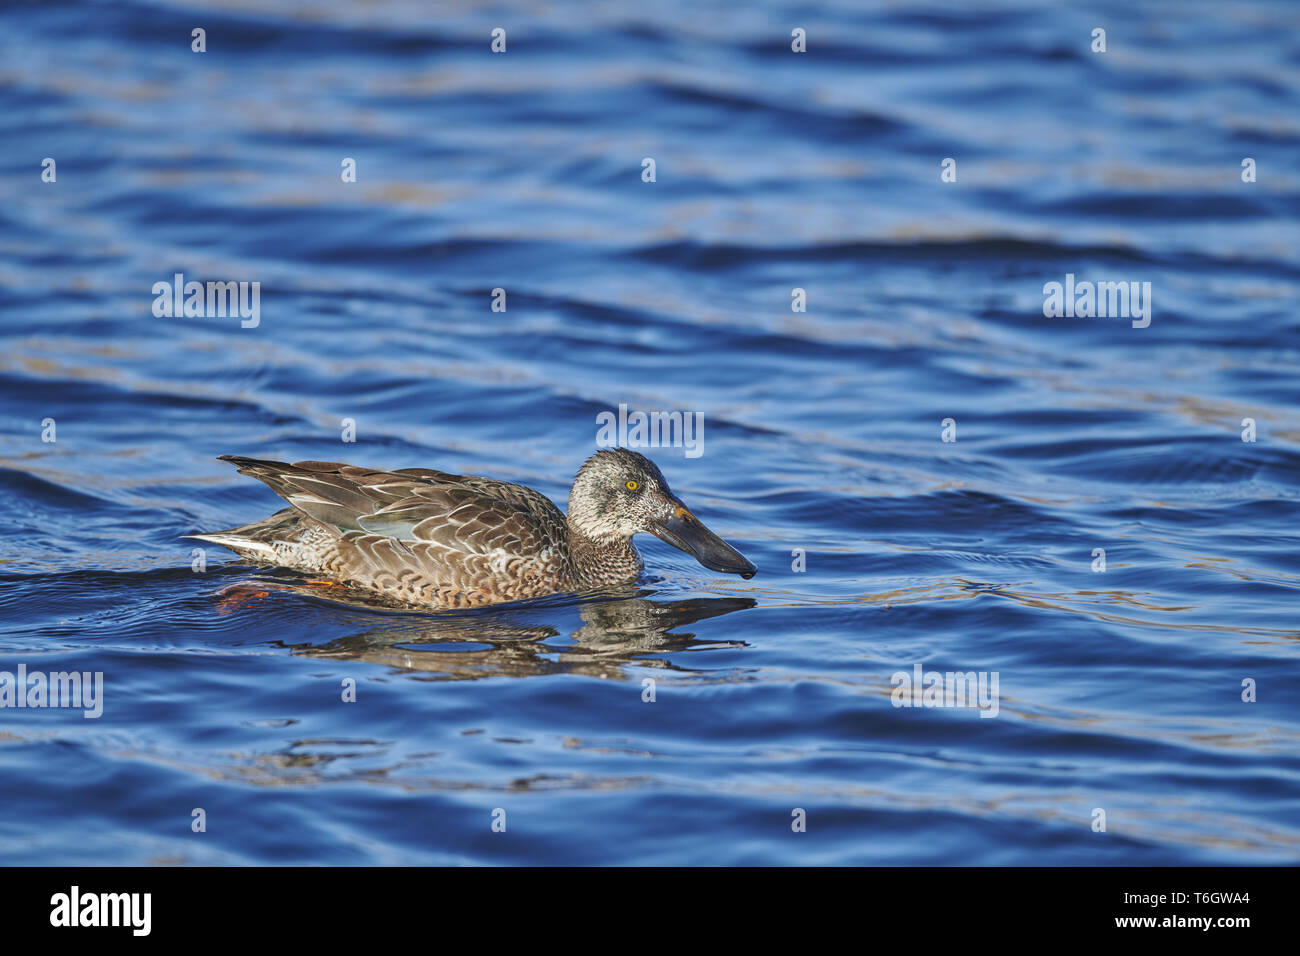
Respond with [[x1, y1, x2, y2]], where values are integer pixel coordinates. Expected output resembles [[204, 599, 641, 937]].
[[184, 507, 302, 563]]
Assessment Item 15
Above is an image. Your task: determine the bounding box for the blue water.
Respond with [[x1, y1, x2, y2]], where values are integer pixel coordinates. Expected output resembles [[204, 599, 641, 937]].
[[1, 0, 1298, 865]]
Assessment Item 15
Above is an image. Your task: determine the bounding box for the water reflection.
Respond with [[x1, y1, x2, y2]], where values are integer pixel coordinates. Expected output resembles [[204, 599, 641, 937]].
[[275, 592, 755, 681]]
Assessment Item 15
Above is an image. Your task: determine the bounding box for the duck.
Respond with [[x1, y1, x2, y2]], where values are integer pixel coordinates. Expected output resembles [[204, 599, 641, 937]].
[[189, 449, 756, 609]]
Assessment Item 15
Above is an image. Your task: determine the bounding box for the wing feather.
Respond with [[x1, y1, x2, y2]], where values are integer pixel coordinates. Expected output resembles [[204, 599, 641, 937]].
[[218, 456, 569, 588]]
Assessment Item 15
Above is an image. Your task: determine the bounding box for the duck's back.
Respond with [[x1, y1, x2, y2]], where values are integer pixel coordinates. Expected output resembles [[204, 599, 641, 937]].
[[206, 457, 575, 607]]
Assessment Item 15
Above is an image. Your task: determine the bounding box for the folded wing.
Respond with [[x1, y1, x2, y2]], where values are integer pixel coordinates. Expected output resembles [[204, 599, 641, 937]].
[[217, 456, 571, 604]]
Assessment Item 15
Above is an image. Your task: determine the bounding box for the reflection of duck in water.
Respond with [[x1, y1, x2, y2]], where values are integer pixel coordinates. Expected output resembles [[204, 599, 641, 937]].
[[192, 450, 756, 609], [282, 596, 756, 681]]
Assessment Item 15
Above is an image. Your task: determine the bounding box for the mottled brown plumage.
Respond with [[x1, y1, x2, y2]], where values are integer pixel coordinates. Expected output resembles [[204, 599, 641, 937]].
[[190, 449, 756, 609]]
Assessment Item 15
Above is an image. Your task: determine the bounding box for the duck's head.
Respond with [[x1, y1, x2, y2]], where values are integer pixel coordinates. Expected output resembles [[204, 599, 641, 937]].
[[567, 449, 757, 580]]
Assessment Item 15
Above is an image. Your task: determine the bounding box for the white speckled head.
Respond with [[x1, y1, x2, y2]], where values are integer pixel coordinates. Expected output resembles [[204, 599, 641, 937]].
[[567, 449, 756, 578]]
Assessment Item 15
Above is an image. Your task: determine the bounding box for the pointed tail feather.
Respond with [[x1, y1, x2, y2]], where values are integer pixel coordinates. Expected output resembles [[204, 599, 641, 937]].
[[186, 504, 306, 563], [183, 532, 278, 562]]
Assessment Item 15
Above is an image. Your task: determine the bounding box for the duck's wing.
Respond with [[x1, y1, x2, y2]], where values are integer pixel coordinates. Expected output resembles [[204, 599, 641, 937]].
[[220, 456, 564, 531], [217, 457, 571, 602]]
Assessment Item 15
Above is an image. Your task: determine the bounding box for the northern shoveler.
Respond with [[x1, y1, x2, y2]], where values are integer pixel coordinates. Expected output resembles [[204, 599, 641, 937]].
[[190, 449, 756, 608]]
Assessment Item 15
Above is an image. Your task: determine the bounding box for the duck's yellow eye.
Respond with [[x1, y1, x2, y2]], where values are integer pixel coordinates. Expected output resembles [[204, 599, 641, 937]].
[[626, 480, 638, 491]]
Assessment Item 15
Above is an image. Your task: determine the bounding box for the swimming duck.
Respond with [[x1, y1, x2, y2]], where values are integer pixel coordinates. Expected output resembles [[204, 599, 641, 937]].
[[190, 449, 756, 608]]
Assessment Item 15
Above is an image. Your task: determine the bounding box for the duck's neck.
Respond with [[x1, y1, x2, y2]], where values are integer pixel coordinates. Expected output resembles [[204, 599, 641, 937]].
[[567, 527, 643, 587]]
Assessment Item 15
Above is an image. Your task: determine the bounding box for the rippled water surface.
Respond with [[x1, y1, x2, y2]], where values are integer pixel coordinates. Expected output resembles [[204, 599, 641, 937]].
[[2, 0, 1299, 865]]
